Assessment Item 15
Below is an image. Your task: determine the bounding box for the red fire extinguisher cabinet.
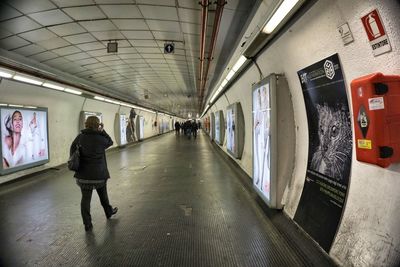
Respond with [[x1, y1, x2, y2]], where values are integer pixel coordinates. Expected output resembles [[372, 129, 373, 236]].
[[351, 72, 400, 167]]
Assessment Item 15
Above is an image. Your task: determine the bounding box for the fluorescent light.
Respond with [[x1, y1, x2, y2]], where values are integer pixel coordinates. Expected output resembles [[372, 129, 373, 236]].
[[0, 70, 13, 78], [43, 82, 64, 91], [65, 88, 82, 95], [262, 0, 300, 34], [9, 104, 23, 107], [24, 106, 37, 109], [0, 103, 8, 106], [226, 70, 236, 81], [232, 56, 247, 72], [13, 75, 43, 86], [221, 79, 228, 87], [94, 96, 105, 101], [105, 99, 120, 105]]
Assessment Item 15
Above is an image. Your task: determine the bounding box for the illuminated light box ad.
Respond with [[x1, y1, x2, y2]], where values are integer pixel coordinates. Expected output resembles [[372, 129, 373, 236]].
[[80, 111, 103, 130], [214, 110, 225, 145], [139, 116, 144, 140], [252, 74, 277, 206], [114, 113, 127, 146], [226, 102, 245, 159], [210, 113, 215, 141], [1, 107, 49, 175]]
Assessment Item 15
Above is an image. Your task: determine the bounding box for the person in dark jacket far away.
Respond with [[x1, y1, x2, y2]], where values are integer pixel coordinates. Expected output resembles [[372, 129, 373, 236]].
[[70, 116, 118, 231]]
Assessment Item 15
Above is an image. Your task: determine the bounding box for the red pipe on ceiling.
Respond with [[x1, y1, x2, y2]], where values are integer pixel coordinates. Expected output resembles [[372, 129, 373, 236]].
[[198, 0, 226, 109], [198, 0, 209, 97]]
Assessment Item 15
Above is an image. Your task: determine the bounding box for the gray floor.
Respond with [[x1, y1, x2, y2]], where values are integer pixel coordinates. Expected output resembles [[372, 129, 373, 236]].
[[0, 131, 336, 267]]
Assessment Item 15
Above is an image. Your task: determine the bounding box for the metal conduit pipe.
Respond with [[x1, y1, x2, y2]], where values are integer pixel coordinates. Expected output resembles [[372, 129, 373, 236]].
[[199, 0, 226, 108], [198, 0, 209, 97]]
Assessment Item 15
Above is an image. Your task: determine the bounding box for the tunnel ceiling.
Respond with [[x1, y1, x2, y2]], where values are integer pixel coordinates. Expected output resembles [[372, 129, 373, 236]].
[[0, 0, 257, 117]]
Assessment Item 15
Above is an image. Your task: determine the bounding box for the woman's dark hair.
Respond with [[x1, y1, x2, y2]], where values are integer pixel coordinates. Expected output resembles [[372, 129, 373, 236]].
[[4, 110, 22, 135], [85, 116, 100, 130]]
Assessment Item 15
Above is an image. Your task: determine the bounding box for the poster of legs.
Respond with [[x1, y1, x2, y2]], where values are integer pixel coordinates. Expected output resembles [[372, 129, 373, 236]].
[[226, 108, 235, 154], [294, 53, 352, 252], [252, 82, 271, 201], [126, 108, 137, 143]]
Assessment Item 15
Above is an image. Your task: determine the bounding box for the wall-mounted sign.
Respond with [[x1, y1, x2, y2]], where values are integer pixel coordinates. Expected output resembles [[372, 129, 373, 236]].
[[337, 22, 354, 45], [164, 43, 175, 54], [361, 9, 391, 56]]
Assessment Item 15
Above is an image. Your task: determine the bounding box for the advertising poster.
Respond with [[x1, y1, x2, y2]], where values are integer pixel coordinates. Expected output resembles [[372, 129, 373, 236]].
[[252, 81, 271, 201], [294, 54, 352, 252], [126, 108, 137, 142], [119, 114, 127, 146], [226, 107, 235, 154], [215, 111, 220, 143], [139, 116, 144, 139], [1, 107, 49, 174]]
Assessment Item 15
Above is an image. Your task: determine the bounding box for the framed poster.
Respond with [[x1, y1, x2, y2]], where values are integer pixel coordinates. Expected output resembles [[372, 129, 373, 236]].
[[214, 110, 225, 145], [1, 106, 50, 175], [294, 54, 352, 252], [252, 75, 277, 205], [226, 102, 245, 159], [139, 116, 144, 140], [114, 113, 127, 146]]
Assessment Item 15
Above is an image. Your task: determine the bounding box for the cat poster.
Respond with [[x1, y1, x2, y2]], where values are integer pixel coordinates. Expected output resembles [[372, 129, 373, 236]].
[[294, 53, 352, 252]]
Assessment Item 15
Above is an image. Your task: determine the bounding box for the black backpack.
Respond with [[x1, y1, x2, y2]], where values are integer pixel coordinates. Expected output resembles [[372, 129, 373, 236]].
[[68, 135, 81, 171]]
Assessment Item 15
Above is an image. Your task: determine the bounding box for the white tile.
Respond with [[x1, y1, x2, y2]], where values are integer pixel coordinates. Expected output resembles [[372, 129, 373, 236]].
[[13, 44, 45, 56], [91, 31, 125, 40], [138, 53, 164, 59], [95, 0, 134, 3], [0, 16, 41, 34], [64, 33, 96, 44], [178, 8, 201, 24], [146, 20, 180, 32], [52, 0, 94, 7], [52, 45, 81, 56], [19, 28, 57, 42], [43, 57, 70, 66], [153, 31, 183, 41], [79, 20, 117, 32], [100, 5, 142, 19], [136, 0, 175, 6], [64, 52, 91, 61], [87, 49, 109, 57], [129, 39, 158, 47], [48, 23, 87, 36], [96, 55, 120, 61], [76, 41, 105, 51], [82, 62, 105, 69], [29, 9, 73, 26], [139, 5, 178, 20], [0, 36, 29, 50], [75, 57, 98, 66], [68, 66, 88, 74], [110, 40, 131, 47], [118, 54, 141, 59], [0, 28, 13, 39], [37, 37, 70, 49], [6, 0, 56, 13], [114, 47, 137, 54], [112, 19, 148, 30], [124, 59, 147, 64], [146, 59, 166, 64], [103, 60, 122, 66], [0, 4, 22, 21], [29, 51, 58, 61], [63, 6, 106, 20], [121, 31, 153, 39], [177, 0, 201, 9], [136, 47, 161, 53]]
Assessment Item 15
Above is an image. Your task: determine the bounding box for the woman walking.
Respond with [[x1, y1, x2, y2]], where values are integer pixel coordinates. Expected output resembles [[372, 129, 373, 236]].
[[70, 116, 118, 231]]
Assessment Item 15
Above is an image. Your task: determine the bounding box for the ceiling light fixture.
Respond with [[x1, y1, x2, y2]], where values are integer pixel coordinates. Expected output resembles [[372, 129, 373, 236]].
[[13, 75, 43, 86], [65, 88, 82, 95], [262, 0, 300, 34], [43, 82, 64, 91]]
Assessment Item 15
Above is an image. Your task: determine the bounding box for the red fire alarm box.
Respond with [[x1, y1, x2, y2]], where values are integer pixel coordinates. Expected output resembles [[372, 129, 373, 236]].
[[351, 73, 400, 167]]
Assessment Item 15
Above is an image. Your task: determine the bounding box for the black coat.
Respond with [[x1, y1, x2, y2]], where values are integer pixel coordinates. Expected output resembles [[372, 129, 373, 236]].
[[70, 128, 113, 180]]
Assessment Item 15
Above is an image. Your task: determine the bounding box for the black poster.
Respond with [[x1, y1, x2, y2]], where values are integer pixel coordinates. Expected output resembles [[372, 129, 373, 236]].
[[294, 54, 352, 252]]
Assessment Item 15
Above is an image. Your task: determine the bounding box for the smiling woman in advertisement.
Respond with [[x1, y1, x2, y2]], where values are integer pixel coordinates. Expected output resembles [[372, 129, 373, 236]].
[[2, 110, 27, 168]]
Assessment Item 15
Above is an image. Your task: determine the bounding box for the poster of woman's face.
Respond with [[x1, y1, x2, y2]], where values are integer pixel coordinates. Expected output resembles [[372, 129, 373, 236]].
[[252, 83, 271, 200], [1, 108, 49, 174]]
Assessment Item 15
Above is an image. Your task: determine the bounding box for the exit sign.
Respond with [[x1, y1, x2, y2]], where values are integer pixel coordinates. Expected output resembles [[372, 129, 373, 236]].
[[164, 43, 174, 54]]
